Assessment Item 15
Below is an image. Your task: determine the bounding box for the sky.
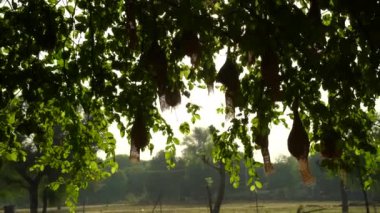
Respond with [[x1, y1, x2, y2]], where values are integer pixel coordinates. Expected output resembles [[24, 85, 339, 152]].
[[109, 52, 380, 163], [109, 52, 293, 163], [109, 86, 292, 163]]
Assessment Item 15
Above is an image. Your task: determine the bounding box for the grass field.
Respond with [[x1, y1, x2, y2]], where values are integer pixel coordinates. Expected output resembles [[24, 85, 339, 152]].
[[5, 201, 379, 213]]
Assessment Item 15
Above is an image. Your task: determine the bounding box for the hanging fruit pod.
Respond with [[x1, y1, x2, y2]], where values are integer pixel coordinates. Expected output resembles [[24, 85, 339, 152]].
[[158, 94, 168, 111], [204, 68, 215, 94], [261, 50, 282, 101], [297, 158, 315, 185], [287, 100, 315, 185], [239, 50, 256, 67], [164, 86, 181, 109], [125, 0, 138, 50], [225, 89, 235, 119], [254, 110, 273, 175], [142, 41, 168, 95], [43, 10, 58, 51], [172, 33, 185, 59], [172, 30, 201, 66], [216, 55, 242, 119], [320, 124, 342, 159], [216, 57, 238, 88], [35, 5, 57, 51], [239, 30, 257, 66], [130, 110, 150, 162], [182, 31, 201, 66], [255, 131, 274, 174]]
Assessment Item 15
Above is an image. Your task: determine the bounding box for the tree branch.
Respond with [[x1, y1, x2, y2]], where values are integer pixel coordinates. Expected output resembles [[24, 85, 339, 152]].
[[201, 155, 221, 171]]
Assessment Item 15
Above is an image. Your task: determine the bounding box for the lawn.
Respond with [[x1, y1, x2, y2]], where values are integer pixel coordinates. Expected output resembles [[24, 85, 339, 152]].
[[8, 201, 379, 213]]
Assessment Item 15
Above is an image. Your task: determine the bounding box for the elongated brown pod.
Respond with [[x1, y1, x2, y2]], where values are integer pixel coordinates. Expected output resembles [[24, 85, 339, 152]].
[[261, 50, 282, 101], [224, 89, 235, 119], [142, 41, 173, 110], [125, 0, 138, 50], [320, 124, 342, 159], [216, 56, 241, 119], [287, 101, 315, 185], [182, 31, 201, 66], [255, 110, 273, 175], [130, 110, 149, 162], [256, 132, 273, 174], [172, 30, 201, 66], [216, 57, 239, 90], [165, 87, 181, 108]]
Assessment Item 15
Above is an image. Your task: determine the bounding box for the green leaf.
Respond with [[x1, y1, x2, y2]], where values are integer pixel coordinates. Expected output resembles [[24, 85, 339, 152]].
[[39, 164, 45, 172], [173, 137, 180, 145], [7, 152, 18, 161], [179, 122, 190, 135], [66, 5, 75, 14], [89, 161, 98, 170], [7, 113, 15, 124], [233, 182, 239, 188], [50, 182, 61, 191], [111, 163, 118, 174], [247, 177, 253, 185], [255, 181, 263, 189], [153, 125, 159, 133], [75, 15, 87, 23], [272, 118, 280, 125], [165, 151, 172, 160]]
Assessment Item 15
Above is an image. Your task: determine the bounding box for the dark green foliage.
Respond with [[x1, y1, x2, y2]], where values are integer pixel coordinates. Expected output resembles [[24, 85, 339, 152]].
[[76, 154, 380, 205], [1, 0, 380, 210]]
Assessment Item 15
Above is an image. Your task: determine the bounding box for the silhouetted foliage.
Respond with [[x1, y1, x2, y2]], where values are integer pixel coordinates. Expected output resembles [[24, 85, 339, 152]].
[[1, 0, 380, 209]]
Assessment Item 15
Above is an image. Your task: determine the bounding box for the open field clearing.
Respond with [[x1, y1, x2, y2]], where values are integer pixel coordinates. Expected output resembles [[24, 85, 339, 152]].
[[5, 201, 379, 213]]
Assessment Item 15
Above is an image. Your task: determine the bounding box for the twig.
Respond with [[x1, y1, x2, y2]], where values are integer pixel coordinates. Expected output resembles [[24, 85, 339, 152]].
[[6, 0, 13, 10]]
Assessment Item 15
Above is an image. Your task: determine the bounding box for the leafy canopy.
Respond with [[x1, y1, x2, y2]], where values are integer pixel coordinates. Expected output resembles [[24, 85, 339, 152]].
[[1, 0, 380, 209]]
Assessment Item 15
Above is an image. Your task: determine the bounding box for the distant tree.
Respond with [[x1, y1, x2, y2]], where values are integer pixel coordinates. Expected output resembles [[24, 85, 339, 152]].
[[264, 156, 299, 199], [115, 155, 134, 170], [183, 127, 226, 213], [0, 137, 66, 213], [0, 162, 28, 207], [146, 151, 185, 203], [317, 115, 380, 213], [1, 141, 47, 213], [80, 155, 147, 204]]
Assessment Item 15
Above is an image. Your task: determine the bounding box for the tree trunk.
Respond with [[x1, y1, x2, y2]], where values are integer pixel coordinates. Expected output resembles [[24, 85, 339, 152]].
[[358, 174, 370, 213], [152, 192, 163, 213], [206, 184, 213, 213], [29, 181, 39, 213], [42, 187, 48, 213], [340, 179, 349, 213], [3, 205, 15, 213], [212, 163, 225, 213], [362, 188, 370, 213]]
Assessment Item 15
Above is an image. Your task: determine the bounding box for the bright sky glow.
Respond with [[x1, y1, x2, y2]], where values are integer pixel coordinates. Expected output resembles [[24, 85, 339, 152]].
[[111, 52, 293, 163], [109, 50, 380, 163], [110, 86, 292, 162]]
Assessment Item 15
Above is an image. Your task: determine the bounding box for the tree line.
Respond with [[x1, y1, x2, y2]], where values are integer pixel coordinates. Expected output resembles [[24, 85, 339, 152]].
[[2, 152, 379, 210]]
